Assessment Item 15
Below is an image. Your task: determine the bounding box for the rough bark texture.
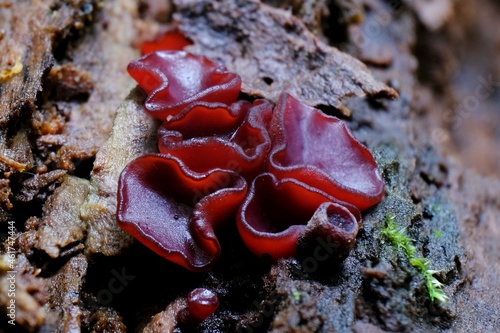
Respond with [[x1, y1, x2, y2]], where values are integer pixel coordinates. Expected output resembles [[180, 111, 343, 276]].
[[0, 0, 141, 223], [81, 88, 159, 256], [0, 254, 47, 328], [41, 254, 88, 332], [18, 175, 89, 259], [0, 0, 93, 219], [0, 0, 499, 332], [175, 0, 397, 116]]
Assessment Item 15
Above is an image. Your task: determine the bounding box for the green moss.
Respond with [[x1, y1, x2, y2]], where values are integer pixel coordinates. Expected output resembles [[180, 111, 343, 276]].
[[430, 204, 441, 212], [432, 230, 443, 238], [293, 290, 301, 302], [382, 216, 448, 303]]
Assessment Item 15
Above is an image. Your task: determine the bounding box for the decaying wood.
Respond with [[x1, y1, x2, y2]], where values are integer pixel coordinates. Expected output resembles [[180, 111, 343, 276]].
[[81, 89, 159, 256], [175, 0, 397, 116], [0, 0, 78, 170], [0, 0, 499, 332]]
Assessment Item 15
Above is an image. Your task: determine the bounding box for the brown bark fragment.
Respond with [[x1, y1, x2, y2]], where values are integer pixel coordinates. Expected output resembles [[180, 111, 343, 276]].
[[81, 89, 159, 256], [0, 0, 88, 170], [14, 169, 67, 202], [90, 307, 127, 333], [19, 175, 89, 258], [174, 0, 396, 115], [0, 254, 47, 329], [0, 178, 12, 212], [44, 63, 94, 102], [37, 0, 141, 172], [41, 254, 88, 333], [142, 298, 185, 333]]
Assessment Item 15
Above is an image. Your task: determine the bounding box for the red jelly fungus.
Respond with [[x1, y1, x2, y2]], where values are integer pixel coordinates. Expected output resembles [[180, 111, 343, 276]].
[[127, 51, 241, 121], [298, 201, 360, 257], [158, 99, 273, 179], [237, 173, 360, 260], [186, 288, 219, 323], [117, 154, 247, 272], [268, 93, 385, 211], [158, 100, 250, 139], [140, 29, 192, 55], [117, 50, 385, 271]]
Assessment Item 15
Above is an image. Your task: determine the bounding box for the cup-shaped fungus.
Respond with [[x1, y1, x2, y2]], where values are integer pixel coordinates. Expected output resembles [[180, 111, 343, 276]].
[[140, 29, 192, 55], [267, 93, 384, 211], [127, 51, 241, 121], [237, 173, 360, 261], [158, 99, 273, 179], [297, 202, 360, 262], [158, 100, 250, 139], [117, 154, 247, 272]]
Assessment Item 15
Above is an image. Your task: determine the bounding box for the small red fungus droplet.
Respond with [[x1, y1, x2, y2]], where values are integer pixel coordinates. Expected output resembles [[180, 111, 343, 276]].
[[127, 51, 241, 121], [186, 288, 219, 322], [140, 29, 192, 55]]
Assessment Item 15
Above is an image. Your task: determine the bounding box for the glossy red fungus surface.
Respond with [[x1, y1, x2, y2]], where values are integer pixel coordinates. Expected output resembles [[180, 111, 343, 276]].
[[237, 173, 360, 260], [186, 288, 219, 323], [140, 29, 192, 55], [117, 50, 385, 271], [268, 93, 385, 211], [116, 154, 247, 272], [127, 51, 241, 121], [158, 99, 273, 179], [158, 100, 250, 138]]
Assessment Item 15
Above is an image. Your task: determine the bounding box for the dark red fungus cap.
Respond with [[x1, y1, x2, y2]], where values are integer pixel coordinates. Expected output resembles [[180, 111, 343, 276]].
[[140, 29, 192, 55], [158, 100, 251, 139], [237, 173, 360, 261], [297, 202, 360, 260], [186, 288, 219, 323], [267, 92, 385, 211], [127, 51, 241, 121], [116, 154, 247, 272], [158, 99, 273, 179]]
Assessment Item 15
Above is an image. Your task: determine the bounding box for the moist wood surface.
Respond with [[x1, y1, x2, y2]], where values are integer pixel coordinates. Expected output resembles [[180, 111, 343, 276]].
[[0, 0, 498, 332]]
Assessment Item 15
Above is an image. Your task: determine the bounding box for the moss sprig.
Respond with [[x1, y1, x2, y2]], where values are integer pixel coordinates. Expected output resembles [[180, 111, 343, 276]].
[[382, 215, 448, 303]]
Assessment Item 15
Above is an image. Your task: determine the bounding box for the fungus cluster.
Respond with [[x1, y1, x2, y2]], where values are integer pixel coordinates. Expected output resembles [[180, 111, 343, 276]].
[[117, 35, 384, 273]]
